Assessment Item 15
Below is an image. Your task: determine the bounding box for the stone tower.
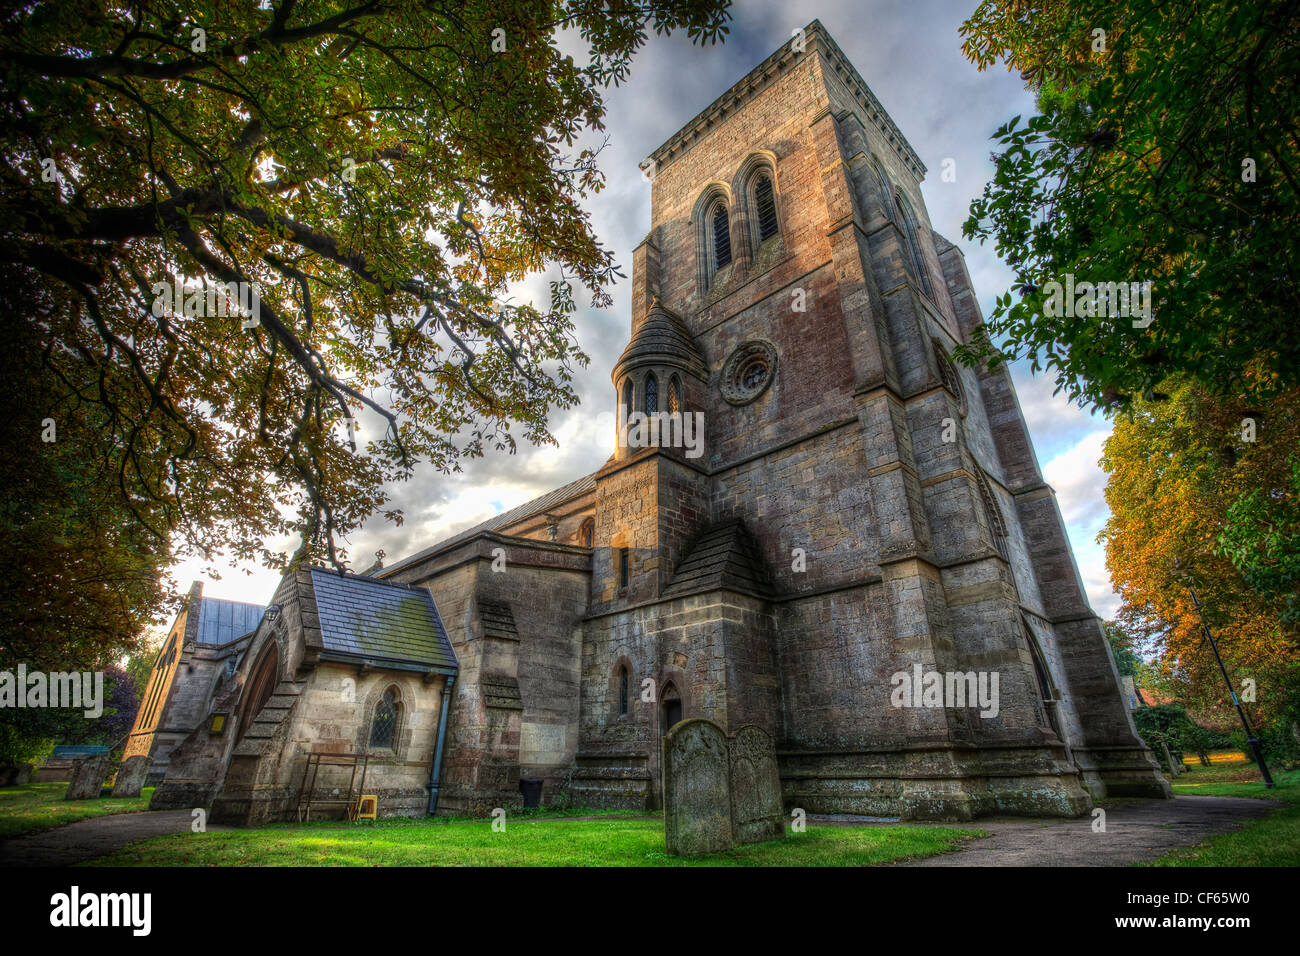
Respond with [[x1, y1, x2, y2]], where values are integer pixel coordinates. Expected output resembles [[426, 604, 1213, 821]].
[[569, 20, 1170, 818]]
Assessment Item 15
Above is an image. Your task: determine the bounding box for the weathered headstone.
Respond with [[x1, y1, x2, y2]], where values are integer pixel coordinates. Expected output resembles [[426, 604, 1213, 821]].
[[727, 724, 785, 846], [112, 754, 149, 798], [663, 719, 733, 856], [0, 763, 33, 786], [65, 754, 112, 800]]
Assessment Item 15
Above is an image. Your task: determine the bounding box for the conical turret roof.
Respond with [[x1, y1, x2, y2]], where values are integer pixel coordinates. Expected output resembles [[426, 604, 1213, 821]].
[[612, 300, 708, 381]]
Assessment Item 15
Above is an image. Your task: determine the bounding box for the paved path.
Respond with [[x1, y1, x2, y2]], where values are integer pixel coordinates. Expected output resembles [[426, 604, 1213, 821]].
[[0, 811, 231, 867], [889, 796, 1282, 866]]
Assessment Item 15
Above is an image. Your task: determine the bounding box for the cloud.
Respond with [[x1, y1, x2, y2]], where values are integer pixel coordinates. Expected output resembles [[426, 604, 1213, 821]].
[[1040, 428, 1121, 619], [1043, 428, 1111, 528], [1011, 364, 1106, 461], [1074, 538, 1121, 621]]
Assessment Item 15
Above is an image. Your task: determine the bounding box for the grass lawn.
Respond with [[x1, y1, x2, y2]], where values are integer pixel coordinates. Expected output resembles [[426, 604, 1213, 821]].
[[1144, 751, 1300, 867], [0, 783, 155, 839], [90, 812, 982, 867]]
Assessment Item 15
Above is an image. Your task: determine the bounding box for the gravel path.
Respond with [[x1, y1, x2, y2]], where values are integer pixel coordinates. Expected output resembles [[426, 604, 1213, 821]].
[[0, 811, 231, 867], [892, 795, 1282, 866]]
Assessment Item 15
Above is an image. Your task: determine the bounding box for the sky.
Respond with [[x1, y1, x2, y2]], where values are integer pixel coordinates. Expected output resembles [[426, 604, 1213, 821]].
[[167, 0, 1121, 628]]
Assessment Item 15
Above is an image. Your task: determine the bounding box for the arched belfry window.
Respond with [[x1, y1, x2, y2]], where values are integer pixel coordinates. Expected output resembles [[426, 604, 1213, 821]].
[[644, 373, 658, 415], [369, 686, 399, 750], [711, 201, 732, 270], [894, 190, 934, 299], [579, 518, 594, 548], [754, 174, 779, 242], [694, 186, 736, 294], [667, 376, 682, 415]]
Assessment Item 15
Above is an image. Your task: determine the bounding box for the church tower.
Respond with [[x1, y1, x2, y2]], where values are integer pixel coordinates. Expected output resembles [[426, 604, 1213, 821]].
[[571, 20, 1169, 817]]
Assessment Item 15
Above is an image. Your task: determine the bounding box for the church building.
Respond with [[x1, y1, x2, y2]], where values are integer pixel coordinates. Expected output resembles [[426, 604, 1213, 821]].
[[129, 21, 1169, 823]]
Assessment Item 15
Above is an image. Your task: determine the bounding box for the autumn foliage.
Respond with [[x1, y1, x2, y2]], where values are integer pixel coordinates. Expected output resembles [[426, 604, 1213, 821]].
[[1100, 379, 1300, 734]]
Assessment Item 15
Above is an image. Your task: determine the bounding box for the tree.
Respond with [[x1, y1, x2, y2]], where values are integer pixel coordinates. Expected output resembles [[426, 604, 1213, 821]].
[[0, 666, 139, 768], [0, 294, 172, 674], [122, 643, 161, 709], [1104, 619, 1143, 679], [68, 666, 139, 748], [957, 0, 1300, 411], [1217, 440, 1300, 624], [1099, 377, 1300, 730], [0, 0, 731, 661], [1, 0, 730, 570], [1131, 704, 1232, 769]]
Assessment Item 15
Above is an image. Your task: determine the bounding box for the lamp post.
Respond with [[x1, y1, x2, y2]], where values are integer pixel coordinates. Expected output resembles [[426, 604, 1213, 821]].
[[1188, 587, 1273, 788]]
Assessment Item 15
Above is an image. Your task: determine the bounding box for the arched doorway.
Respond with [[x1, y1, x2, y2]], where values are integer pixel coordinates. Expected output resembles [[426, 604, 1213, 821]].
[[235, 642, 280, 744], [661, 683, 682, 736]]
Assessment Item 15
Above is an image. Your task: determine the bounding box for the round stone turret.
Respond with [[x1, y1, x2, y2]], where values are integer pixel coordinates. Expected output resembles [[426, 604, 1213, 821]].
[[611, 299, 707, 460]]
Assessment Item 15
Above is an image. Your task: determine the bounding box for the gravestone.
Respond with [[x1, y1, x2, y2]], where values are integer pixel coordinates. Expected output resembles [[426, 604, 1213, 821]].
[[664, 720, 786, 856], [0, 763, 33, 786], [65, 754, 112, 800], [663, 719, 733, 856], [727, 724, 785, 846], [112, 755, 149, 798]]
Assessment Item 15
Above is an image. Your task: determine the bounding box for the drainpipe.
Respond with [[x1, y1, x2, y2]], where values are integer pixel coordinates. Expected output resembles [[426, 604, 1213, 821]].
[[426, 674, 456, 815]]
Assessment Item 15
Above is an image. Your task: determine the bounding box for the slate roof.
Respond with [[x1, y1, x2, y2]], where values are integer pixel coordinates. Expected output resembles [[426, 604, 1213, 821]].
[[662, 521, 775, 599], [380, 471, 598, 576], [50, 745, 109, 758], [309, 570, 458, 671], [195, 597, 265, 646], [613, 302, 708, 381]]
